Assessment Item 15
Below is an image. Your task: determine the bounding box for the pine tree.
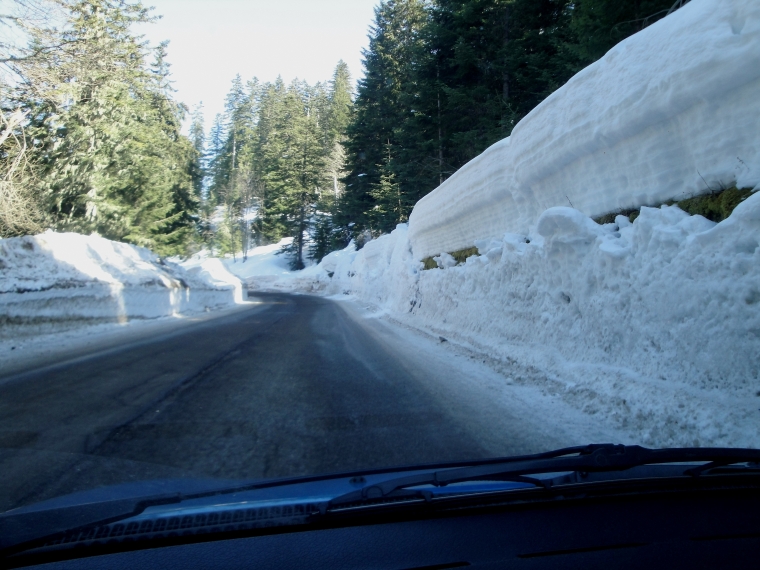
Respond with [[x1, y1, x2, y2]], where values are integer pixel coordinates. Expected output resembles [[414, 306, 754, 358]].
[[309, 61, 354, 262], [370, 143, 412, 231], [6, 0, 199, 255], [338, 0, 427, 237], [188, 103, 206, 199]]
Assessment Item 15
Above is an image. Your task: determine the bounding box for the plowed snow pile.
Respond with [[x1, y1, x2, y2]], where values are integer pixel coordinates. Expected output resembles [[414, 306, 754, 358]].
[[296, 0, 760, 448], [181, 238, 325, 293], [320, 194, 760, 448], [0, 231, 244, 339], [408, 0, 760, 259]]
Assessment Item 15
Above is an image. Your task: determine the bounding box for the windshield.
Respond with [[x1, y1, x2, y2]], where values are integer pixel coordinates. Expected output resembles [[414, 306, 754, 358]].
[[0, 0, 758, 520]]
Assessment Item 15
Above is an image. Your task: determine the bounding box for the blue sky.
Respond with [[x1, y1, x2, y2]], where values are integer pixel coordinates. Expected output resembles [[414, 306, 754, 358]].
[[137, 0, 379, 129]]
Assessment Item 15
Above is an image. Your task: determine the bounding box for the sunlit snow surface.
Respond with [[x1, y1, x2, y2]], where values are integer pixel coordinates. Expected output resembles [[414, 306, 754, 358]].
[[0, 231, 243, 338], [408, 0, 760, 259], [318, 193, 760, 448], [186, 238, 326, 293]]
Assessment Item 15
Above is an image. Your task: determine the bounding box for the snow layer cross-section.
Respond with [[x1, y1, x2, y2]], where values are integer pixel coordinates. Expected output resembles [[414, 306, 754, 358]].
[[408, 0, 760, 260], [0, 232, 244, 338]]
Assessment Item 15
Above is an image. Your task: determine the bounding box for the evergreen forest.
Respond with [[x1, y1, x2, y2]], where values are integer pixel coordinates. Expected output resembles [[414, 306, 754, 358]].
[[1, 0, 683, 266]]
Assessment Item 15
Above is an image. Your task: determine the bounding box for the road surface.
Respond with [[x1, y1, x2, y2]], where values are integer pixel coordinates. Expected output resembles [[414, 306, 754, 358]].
[[0, 293, 574, 513]]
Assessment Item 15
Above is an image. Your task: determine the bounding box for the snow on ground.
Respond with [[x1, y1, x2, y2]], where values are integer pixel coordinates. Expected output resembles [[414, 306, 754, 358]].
[[207, 0, 760, 449], [0, 231, 244, 342], [408, 0, 760, 259], [183, 238, 327, 294], [318, 193, 760, 449]]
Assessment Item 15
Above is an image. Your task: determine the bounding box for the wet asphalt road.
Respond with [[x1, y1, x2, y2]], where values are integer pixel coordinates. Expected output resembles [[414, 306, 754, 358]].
[[0, 293, 503, 513]]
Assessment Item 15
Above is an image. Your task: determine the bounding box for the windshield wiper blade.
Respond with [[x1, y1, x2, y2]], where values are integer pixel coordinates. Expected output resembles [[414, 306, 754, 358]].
[[327, 444, 760, 510]]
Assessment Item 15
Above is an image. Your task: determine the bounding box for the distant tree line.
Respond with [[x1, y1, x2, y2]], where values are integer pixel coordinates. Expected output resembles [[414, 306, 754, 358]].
[[199, 63, 353, 269], [2, 0, 683, 264]]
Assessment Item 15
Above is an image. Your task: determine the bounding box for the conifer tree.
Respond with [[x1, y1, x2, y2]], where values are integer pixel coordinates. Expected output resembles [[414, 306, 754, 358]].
[[309, 61, 354, 262], [188, 103, 206, 198], [338, 0, 427, 236], [5, 0, 199, 255]]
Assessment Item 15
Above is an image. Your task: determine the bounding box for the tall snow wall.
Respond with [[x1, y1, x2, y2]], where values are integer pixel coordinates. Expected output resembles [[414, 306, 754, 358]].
[[408, 0, 760, 260], [324, 191, 760, 448], [0, 232, 244, 339]]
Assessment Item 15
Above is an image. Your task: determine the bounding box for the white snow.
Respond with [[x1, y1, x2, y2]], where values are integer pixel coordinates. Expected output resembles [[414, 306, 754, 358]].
[[185, 238, 328, 294], [216, 1, 760, 450], [320, 193, 760, 448], [408, 0, 760, 259], [0, 231, 244, 340]]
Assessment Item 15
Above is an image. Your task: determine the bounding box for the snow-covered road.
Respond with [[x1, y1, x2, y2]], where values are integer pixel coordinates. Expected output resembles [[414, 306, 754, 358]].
[[0, 292, 625, 513]]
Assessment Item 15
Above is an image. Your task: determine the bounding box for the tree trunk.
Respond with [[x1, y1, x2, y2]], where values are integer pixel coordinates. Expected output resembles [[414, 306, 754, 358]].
[[503, 6, 510, 102], [437, 63, 443, 186]]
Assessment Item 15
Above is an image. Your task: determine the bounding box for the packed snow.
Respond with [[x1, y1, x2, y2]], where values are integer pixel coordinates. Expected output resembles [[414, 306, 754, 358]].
[[315, 192, 760, 448], [408, 0, 760, 259], [232, 0, 760, 448], [0, 231, 244, 340], [182, 238, 327, 294]]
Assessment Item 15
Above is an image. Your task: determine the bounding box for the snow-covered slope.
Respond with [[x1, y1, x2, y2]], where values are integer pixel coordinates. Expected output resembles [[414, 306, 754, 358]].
[[0, 231, 244, 338], [323, 192, 760, 448], [183, 238, 327, 293], [408, 0, 760, 259]]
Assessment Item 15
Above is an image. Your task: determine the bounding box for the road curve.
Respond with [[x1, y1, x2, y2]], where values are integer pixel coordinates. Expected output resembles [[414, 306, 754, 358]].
[[1, 293, 513, 512]]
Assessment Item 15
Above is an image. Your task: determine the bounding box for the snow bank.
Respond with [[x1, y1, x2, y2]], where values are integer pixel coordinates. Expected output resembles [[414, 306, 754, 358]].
[[0, 232, 243, 338], [325, 193, 760, 448], [187, 238, 329, 294], [408, 0, 760, 259]]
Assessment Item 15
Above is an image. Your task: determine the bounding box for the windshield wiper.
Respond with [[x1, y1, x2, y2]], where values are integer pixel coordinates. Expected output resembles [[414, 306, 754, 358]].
[[4, 444, 758, 559], [327, 444, 760, 510]]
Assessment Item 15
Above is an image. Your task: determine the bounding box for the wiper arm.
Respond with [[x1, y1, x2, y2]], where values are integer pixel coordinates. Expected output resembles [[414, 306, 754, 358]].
[[328, 444, 760, 509]]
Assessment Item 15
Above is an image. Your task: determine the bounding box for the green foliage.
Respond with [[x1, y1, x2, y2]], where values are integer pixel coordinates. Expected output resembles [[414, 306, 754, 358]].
[[450, 246, 480, 263], [188, 103, 206, 199], [3, 0, 199, 256], [674, 187, 755, 223], [568, 0, 676, 64], [336, 0, 428, 237], [422, 256, 438, 270], [201, 61, 355, 268], [594, 187, 756, 226], [594, 208, 640, 225]]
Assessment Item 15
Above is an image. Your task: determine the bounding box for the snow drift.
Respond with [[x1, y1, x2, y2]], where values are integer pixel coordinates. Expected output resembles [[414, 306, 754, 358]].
[[181, 238, 327, 294], [408, 0, 760, 260], [0, 232, 244, 338], [322, 191, 760, 448]]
